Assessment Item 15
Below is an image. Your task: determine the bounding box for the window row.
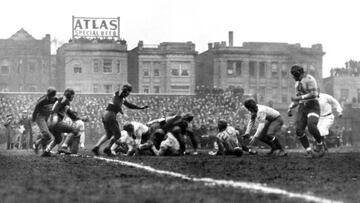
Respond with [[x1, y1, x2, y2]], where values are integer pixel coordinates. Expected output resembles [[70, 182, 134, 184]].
[[0, 60, 47, 75], [72, 59, 121, 74], [227, 61, 317, 78]]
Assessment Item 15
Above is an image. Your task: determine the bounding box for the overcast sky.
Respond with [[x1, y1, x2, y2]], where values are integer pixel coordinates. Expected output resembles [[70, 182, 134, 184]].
[[0, 0, 359, 77]]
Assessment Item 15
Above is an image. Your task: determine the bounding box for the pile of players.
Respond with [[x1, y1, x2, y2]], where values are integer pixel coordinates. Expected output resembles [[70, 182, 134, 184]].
[[31, 64, 343, 158]]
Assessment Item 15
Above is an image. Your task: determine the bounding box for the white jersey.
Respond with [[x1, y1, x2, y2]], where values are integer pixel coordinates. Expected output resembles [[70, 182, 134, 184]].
[[216, 126, 239, 151], [131, 121, 149, 145], [245, 104, 280, 134], [318, 93, 343, 117], [159, 132, 180, 155]]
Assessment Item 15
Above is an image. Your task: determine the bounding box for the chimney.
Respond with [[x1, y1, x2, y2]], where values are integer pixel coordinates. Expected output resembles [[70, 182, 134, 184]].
[[221, 41, 226, 47], [229, 31, 233, 47], [208, 43, 213, 50]]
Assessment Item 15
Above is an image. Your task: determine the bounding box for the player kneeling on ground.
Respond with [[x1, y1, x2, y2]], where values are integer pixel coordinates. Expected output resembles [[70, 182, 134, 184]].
[[209, 119, 243, 157], [111, 123, 137, 156], [243, 98, 287, 157]]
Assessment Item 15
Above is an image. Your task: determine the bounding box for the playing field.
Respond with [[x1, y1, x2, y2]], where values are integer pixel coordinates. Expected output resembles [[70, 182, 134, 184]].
[[0, 147, 359, 203]]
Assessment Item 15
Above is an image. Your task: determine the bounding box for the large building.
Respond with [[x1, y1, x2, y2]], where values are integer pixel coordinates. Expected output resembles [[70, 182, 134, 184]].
[[128, 41, 197, 94], [197, 32, 325, 108], [324, 73, 360, 106], [0, 29, 51, 92], [56, 38, 128, 93]]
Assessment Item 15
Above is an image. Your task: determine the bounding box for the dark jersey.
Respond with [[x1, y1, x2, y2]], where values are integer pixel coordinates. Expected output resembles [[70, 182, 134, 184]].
[[52, 97, 78, 121], [105, 91, 143, 114], [32, 95, 58, 120]]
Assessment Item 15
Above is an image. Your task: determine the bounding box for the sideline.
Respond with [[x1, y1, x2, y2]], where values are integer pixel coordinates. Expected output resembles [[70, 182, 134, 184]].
[[92, 156, 342, 203]]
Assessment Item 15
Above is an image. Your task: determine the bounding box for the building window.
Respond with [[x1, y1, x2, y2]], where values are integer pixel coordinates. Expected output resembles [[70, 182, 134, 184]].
[[227, 61, 234, 76], [143, 86, 149, 93], [171, 85, 190, 90], [282, 87, 288, 103], [171, 62, 190, 77], [249, 61, 256, 78], [357, 89, 360, 103], [181, 69, 189, 76], [171, 69, 179, 76], [259, 62, 265, 78], [93, 59, 100, 72], [28, 61, 36, 73], [154, 86, 160, 93], [227, 61, 242, 77], [235, 61, 242, 76], [143, 69, 150, 76], [271, 62, 278, 78], [103, 59, 112, 73], [116, 60, 121, 73], [1, 66, 9, 74], [272, 87, 278, 102], [74, 65, 82, 73], [154, 69, 160, 76], [104, 84, 112, 93], [281, 64, 287, 77], [340, 88, 349, 100], [0, 83, 8, 92], [93, 84, 100, 93]]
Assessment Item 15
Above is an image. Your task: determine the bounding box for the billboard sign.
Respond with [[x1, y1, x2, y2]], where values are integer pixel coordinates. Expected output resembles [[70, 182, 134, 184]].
[[72, 16, 120, 39]]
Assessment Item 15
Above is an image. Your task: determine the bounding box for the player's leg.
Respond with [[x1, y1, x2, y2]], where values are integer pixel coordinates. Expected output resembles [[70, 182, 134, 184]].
[[92, 114, 113, 156], [295, 104, 312, 155], [264, 117, 286, 156], [57, 122, 80, 154], [306, 100, 325, 156], [103, 120, 121, 156], [35, 116, 53, 154]]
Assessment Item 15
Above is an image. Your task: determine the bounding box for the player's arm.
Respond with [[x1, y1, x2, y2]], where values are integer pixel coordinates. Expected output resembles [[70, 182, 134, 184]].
[[123, 100, 149, 110], [249, 112, 266, 145], [328, 95, 343, 116], [244, 113, 256, 136]]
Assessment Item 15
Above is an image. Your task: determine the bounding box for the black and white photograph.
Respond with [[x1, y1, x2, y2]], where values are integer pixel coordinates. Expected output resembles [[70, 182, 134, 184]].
[[0, 0, 359, 202]]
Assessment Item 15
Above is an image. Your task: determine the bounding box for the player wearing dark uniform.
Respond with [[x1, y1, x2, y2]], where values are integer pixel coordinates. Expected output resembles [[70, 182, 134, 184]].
[[42, 88, 80, 157], [91, 84, 149, 156], [32, 87, 58, 154], [288, 65, 325, 157], [243, 98, 286, 156]]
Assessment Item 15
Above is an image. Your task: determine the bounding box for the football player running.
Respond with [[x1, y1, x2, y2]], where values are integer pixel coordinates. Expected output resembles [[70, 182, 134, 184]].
[[318, 93, 343, 150], [243, 98, 287, 157], [288, 65, 325, 158]]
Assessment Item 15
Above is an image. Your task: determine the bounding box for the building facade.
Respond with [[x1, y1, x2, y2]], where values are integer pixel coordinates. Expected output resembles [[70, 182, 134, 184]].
[[197, 32, 325, 108], [128, 41, 197, 94], [0, 29, 51, 92], [56, 38, 128, 93], [324, 75, 360, 106]]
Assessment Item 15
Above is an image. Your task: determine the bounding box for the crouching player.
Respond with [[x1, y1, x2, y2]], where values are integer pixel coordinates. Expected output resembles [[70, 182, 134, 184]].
[[209, 119, 243, 157], [58, 115, 89, 155], [42, 88, 80, 157], [243, 98, 287, 157]]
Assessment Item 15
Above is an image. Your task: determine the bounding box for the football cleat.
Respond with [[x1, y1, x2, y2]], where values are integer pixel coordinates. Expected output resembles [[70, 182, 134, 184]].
[[58, 147, 71, 155], [33, 142, 39, 154], [41, 151, 51, 157], [91, 147, 100, 156], [313, 142, 325, 157], [103, 147, 114, 157]]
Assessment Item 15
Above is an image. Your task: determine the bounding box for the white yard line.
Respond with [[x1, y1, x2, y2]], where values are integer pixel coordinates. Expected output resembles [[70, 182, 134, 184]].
[[92, 156, 342, 203]]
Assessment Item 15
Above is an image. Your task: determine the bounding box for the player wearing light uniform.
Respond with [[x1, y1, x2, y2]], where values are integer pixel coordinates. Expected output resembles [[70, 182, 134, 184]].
[[288, 65, 325, 157], [318, 93, 343, 148], [210, 120, 242, 156], [244, 98, 286, 156]]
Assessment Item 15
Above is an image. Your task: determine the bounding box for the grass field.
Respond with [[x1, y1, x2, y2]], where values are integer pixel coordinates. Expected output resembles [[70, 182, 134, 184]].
[[0, 145, 359, 203]]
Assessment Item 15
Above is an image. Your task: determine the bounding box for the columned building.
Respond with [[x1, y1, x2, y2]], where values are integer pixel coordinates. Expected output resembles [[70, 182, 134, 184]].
[[56, 39, 128, 93], [197, 32, 325, 109], [0, 29, 51, 92], [128, 41, 197, 94]]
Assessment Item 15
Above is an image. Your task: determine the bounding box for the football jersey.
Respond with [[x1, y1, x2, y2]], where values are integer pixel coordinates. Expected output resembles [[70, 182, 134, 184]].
[[245, 105, 280, 134], [295, 74, 319, 103], [159, 132, 180, 154], [216, 126, 239, 150], [119, 130, 136, 148], [131, 121, 149, 145]]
